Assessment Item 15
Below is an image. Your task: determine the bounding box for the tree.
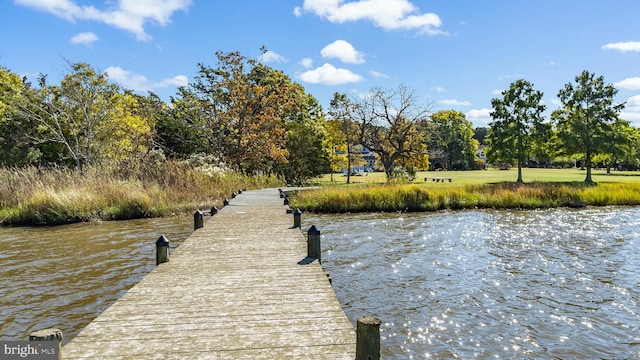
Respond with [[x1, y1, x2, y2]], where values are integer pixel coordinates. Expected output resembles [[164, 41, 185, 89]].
[[0, 66, 44, 166], [328, 92, 360, 183], [473, 127, 489, 145], [324, 119, 349, 181], [429, 110, 477, 170], [279, 92, 330, 185], [184, 50, 290, 175], [352, 85, 430, 181], [598, 118, 637, 173], [16, 62, 120, 171], [552, 70, 625, 183], [488, 79, 547, 183]]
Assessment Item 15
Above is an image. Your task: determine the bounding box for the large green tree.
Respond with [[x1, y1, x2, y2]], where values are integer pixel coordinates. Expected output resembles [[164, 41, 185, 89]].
[[352, 85, 429, 181], [429, 110, 477, 170], [488, 79, 548, 183], [552, 70, 625, 182]]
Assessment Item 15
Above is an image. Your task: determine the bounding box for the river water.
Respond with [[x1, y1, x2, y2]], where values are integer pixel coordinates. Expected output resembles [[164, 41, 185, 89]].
[[0, 216, 193, 344], [1, 208, 638, 359], [304, 207, 640, 359]]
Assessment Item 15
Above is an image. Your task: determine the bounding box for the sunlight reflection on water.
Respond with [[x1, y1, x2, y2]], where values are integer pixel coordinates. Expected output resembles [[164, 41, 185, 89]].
[[306, 207, 640, 359]]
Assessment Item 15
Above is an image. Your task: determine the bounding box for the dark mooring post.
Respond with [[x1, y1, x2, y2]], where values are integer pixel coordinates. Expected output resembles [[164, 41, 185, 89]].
[[29, 328, 62, 360], [284, 196, 290, 206], [156, 235, 170, 266], [210, 206, 218, 215], [356, 316, 381, 360], [307, 225, 321, 263], [231, 192, 237, 199], [223, 198, 229, 206], [293, 208, 302, 228], [194, 210, 204, 230]]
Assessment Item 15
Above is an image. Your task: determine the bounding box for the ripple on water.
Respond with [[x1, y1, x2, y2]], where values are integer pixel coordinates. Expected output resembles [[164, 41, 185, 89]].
[[0, 216, 192, 343], [306, 207, 640, 359]]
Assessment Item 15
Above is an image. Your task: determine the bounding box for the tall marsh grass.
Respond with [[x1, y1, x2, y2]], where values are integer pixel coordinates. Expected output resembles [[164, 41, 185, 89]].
[[0, 163, 282, 225], [289, 182, 640, 213]]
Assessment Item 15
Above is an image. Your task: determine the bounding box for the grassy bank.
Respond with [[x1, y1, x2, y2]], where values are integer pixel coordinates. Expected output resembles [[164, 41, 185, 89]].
[[0, 164, 283, 226], [291, 169, 640, 213]]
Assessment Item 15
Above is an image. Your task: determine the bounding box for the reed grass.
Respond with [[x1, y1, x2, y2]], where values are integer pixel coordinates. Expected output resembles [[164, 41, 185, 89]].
[[0, 163, 283, 225], [289, 182, 640, 213]]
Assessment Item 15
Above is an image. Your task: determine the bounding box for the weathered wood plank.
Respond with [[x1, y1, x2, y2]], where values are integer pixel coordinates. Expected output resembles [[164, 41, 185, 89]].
[[62, 188, 356, 359]]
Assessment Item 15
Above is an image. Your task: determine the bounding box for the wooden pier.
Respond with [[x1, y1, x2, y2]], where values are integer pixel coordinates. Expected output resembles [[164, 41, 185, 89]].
[[61, 188, 356, 359]]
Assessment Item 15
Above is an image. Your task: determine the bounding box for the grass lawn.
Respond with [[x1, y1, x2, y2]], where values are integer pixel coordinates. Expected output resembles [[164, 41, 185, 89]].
[[314, 168, 640, 187]]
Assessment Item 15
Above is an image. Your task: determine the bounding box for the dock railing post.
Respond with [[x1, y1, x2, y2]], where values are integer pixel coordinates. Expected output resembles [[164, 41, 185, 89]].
[[293, 208, 302, 228], [194, 210, 204, 230], [307, 225, 321, 263], [355, 316, 381, 360], [29, 328, 62, 360], [156, 235, 170, 266]]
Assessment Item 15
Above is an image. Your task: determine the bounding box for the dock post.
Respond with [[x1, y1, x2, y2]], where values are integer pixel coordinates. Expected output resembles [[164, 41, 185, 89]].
[[293, 208, 302, 228], [223, 198, 229, 206], [284, 196, 290, 206], [156, 235, 170, 265], [232, 192, 237, 199], [355, 316, 381, 360], [307, 225, 321, 263], [29, 328, 62, 360], [210, 206, 218, 215], [194, 210, 204, 230]]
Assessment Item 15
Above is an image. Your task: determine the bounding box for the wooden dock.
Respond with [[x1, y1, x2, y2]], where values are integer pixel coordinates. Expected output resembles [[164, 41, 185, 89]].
[[62, 188, 356, 359]]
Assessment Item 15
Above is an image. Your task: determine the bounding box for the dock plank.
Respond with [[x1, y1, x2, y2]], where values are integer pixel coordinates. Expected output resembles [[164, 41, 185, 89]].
[[62, 188, 356, 359]]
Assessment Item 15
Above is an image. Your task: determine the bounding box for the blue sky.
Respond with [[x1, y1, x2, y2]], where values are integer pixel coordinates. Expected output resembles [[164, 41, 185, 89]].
[[2, 0, 640, 128]]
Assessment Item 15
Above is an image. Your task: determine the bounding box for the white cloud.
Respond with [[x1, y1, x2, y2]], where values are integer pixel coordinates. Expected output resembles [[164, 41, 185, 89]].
[[491, 89, 503, 95], [15, 0, 192, 41], [300, 58, 314, 69], [615, 77, 640, 90], [105, 66, 188, 91], [298, 63, 364, 85], [602, 41, 640, 53], [621, 95, 640, 125], [439, 99, 471, 106], [466, 108, 492, 127], [369, 70, 388, 78], [70, 32, 98, 45], [295, 0, 444, 35], [321, 40, 365, 64], [259, 50, 286, 63], [431, 86, 446, 93]]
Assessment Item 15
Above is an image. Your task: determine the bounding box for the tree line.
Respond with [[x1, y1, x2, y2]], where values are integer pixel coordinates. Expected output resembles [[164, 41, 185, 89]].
[[0, 49, 634, 184]]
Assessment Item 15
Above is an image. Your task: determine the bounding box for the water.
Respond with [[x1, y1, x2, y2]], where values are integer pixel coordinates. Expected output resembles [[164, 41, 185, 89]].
[[1, 208, 638, 358], [0, 216, 193, 344], [304, 207, 640, 359]]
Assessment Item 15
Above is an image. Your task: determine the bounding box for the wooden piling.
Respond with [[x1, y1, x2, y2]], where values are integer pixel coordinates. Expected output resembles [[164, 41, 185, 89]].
[[293, 208, 302, 228], [155, 235, 170, 266], [194, 210, 204, 230], [29, 328, 62, 360], [307, 225, 321, 263], [355, 316, 381, 360]]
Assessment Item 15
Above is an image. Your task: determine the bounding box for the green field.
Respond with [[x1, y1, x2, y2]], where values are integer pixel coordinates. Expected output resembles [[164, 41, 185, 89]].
[[315, 168, 640, 186]]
